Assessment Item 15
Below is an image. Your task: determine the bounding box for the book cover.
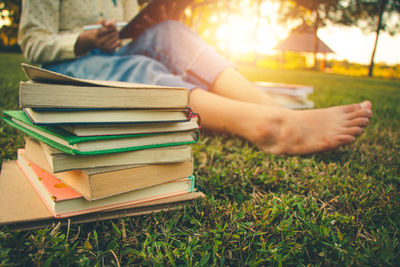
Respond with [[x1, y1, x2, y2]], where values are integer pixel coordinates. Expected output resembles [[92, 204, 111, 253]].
[[17, 149, 195, 218], [60, 117, 200, 136], [20, 81, 189, 109], [119, 0, 194, 39], [23, 107, 195, 125], [2, 110, 200, 155], [21, 63, 182, 90], [21, 139, 194, 200], [255, 81, 314, 96], [254, 82, 315, 109], [24, 137, 193, 173], [20, 64, 189, 109], [0, 160, 205, 231]]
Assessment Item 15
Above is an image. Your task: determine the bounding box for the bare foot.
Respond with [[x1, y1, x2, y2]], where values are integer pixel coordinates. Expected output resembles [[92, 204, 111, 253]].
[[253, 101, 372, 155]]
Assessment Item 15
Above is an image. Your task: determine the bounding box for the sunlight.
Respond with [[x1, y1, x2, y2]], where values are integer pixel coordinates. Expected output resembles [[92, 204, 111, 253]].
[[184, 7, 192, 18], [0, 9, 12, 28], [207, 0, 289, 57]]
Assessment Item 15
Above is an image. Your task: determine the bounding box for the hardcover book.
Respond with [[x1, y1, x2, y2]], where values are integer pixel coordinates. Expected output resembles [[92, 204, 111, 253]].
[[60, 116, 199, 136], [0, 160, 204, 231], [24, 137, 193, 173], [20, 64, 189, 109], [255, 81, 314, 109], [23, 107, 195, 125], [21, 141, 194, 201], [3, 110, 200, 155], [17, 149, 195, 219], [119, 0, 194, 40]]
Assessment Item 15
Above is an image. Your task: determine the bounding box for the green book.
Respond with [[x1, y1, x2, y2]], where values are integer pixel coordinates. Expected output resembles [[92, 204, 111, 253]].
[[3, 110, 200, 155]]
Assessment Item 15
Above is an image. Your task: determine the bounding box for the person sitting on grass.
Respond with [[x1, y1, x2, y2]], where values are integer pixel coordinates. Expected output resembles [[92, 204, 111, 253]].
[[18, 0, 372, 155]]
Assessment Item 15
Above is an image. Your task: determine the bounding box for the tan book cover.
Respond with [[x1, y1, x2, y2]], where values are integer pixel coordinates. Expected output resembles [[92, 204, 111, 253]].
[[24, 137, 193, 173], [22, 63, 177, 89], [23, 138, 194, 200], [0, 160, 204, 231], [20, 64, 189, 109], [17, 150, 195, 219]]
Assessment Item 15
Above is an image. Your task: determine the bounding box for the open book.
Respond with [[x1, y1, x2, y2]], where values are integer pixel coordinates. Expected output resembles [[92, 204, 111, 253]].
[[119, 0, 194, 40]]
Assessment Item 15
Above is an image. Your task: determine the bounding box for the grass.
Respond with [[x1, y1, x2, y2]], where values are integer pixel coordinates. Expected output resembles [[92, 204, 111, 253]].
[[0, 52, 399, 266]]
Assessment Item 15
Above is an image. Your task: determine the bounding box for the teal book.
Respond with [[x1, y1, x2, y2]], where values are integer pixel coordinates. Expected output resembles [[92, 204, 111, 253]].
[[3, 110, 200, 155]]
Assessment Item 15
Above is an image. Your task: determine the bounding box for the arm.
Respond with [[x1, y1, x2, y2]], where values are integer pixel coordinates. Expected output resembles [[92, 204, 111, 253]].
[[18, 0, 137, 64], [75, 20, 121, 56], [18, 0, 80, 64]]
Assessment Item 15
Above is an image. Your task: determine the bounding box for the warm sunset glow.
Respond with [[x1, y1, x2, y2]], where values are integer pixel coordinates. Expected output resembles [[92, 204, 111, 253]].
[[0, 9, 12, 28], [200, 0, 290, 58], [184, 7, 192, 17]]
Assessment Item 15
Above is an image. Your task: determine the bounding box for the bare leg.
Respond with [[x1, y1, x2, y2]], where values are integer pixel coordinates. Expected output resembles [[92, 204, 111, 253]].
[[210, 67, 282, 107], [189, 89, 372, 155]]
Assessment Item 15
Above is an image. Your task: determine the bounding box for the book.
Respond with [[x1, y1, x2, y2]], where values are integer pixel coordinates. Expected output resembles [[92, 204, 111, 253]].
[[119, 0, 194, 40], [266, 94, 315, 109], [255, 81, 314, 109], [254, 81, 314, 96], [16, 149, 195, 219], [20, 140, 194, 200], [24, 137, 193, 173], [23, 107, 195, 125], [19, 64, 189, 109], [61, 116, 199, 136], [3, 110, 200, 155], [0, 160, 205, 231]]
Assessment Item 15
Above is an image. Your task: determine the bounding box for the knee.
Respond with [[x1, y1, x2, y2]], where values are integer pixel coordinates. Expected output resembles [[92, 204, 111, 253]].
[[151, 20, 191, 36]]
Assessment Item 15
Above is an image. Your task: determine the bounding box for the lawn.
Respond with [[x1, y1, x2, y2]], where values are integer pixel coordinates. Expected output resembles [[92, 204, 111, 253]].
[[0, 52, 399, 266]]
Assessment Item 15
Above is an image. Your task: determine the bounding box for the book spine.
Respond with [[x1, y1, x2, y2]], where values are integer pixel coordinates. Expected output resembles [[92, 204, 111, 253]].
[[2, 116, 77, 155], [188, 175, 195, 192], [188, 111, 201, 128]]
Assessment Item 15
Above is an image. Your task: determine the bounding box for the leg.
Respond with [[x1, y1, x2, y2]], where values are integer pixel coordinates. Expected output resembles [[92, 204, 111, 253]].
[[120, 20, 281, 106], [209, 67, 281, 106], [44, 50, 199, 90], [189, 89, 372, 155], [45, 38, 373, 155]]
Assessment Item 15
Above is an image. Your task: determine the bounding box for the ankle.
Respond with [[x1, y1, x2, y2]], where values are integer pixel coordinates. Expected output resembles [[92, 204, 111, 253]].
[[250, 108, 287, 151]]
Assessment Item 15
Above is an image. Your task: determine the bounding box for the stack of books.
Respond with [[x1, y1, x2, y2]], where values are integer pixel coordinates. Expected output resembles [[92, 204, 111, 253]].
[[255, 81, 315, 109], [0, 64, 204, 230]]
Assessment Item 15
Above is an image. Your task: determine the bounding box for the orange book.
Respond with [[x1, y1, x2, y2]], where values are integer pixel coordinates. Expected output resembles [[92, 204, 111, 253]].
[[16, 149, 195, 218]]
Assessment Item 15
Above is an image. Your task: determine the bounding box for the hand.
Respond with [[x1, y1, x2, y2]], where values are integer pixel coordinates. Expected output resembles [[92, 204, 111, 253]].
[[95, 19, 121, 52], [75, 19, 121, 56], [133, 0, 184, 32]]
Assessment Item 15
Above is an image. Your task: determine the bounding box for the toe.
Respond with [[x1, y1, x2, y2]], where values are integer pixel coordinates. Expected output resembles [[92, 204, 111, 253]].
[[347, 108, 372, 120], [343, 103, 363, 113], [344, 117, 370, 127], [343, 126, 364, 136], [360, 100, 372, 109], [335, 134, 356, 146]]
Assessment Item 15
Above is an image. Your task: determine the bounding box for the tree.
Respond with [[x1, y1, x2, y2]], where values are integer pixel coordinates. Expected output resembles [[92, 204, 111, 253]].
[[340, 0, 400, 76], [0, 0, 21, 47], [277, 0, 343, 68]]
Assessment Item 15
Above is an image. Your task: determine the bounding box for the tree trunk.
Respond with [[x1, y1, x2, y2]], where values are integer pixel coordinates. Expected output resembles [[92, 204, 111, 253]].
[[368, 0, 387, 77], [313, 9, 320, 70], [313, 25, 319, 70]]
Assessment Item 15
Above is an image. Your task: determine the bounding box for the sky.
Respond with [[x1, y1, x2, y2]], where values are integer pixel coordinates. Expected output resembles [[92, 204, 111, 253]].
[[318, 25, 400, 66], [1, 2, 399, 66], [204, 0, 400, 67]]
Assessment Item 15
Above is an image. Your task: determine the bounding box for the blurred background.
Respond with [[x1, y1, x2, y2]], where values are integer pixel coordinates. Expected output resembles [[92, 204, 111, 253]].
[[1, 0, 399, 78]]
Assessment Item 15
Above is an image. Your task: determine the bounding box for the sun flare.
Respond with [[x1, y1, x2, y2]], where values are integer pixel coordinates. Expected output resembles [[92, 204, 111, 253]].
[[199, 0, 289, 57]]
